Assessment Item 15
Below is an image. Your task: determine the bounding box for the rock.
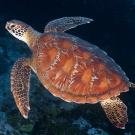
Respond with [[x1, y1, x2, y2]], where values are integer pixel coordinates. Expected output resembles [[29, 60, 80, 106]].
[[72, 116, 91, 130], [87, 128, 109, 135], [0, 123, 13, 135], [9, 130, 21, 135]]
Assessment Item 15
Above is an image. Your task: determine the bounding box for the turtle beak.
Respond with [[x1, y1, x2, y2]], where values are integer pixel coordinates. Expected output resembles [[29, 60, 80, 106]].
[[5, 22, 9, 30]]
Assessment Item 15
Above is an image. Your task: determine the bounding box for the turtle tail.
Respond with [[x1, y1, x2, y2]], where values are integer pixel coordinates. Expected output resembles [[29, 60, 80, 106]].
[[130, 82, 135, 89]]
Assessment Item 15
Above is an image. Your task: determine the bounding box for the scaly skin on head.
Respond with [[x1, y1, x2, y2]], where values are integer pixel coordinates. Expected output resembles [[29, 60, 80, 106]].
[[5, 20, 41, 49]]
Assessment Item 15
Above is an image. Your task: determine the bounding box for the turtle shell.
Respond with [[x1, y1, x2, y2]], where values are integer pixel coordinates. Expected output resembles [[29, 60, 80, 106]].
[[32, 32, 130, 103]]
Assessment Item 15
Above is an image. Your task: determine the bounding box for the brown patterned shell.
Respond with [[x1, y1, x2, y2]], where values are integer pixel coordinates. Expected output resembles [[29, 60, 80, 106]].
[[32, 32, 130, 103]]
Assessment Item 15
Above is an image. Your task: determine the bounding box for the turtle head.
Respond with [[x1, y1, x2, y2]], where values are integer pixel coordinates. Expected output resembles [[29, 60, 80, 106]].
[[5, 20, 29, 42], [5, 20, 41, 48]]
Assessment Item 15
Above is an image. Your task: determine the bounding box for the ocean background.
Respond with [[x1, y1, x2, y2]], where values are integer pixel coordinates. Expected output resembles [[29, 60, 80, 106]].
[[0, 0, 135, 135]]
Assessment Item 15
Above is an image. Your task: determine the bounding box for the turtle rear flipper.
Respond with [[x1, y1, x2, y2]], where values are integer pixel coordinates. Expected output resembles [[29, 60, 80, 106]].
[[11, 58, 31, 118], [100, 97, 128, 129]]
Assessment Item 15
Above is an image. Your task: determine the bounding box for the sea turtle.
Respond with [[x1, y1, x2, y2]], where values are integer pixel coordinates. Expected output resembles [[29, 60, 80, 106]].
[[5, 17, 135, 129]]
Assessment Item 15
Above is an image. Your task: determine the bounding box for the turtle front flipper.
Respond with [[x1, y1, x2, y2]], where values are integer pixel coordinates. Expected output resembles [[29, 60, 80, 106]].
[[44, 17, 93, 33], [100, 97, 128, 129], [11, 58, 31, 119]]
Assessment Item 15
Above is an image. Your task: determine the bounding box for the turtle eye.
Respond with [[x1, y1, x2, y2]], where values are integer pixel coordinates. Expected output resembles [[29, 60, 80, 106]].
[[10, 24, 15, 28], [9, 24, 15, 29]]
